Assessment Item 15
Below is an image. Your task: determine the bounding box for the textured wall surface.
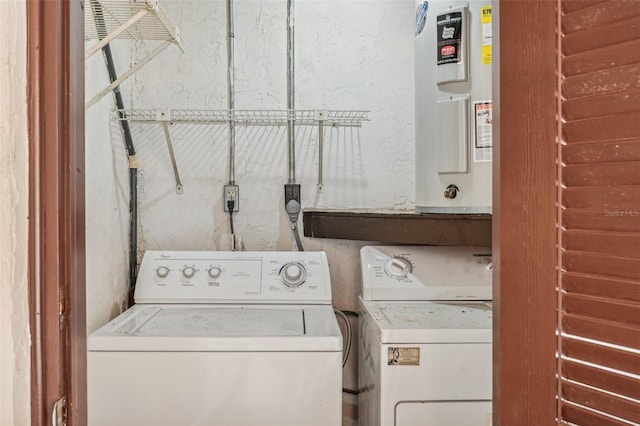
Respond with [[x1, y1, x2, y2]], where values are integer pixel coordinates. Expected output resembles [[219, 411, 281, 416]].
[[85, 39, 133, 333], [85, 1, 415, 420], [0, 1, 30, 424]]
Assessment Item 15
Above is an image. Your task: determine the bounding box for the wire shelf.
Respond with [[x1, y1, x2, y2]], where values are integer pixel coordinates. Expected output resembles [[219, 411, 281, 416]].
[[113, 109, 370, 127], [85, 0, 181, 44], [85, 0, 183, 109]]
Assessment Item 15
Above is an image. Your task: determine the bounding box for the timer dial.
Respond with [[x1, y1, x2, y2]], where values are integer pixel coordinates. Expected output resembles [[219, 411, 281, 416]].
[[280, 262, 307, 288], [384, 256, 413, 278]]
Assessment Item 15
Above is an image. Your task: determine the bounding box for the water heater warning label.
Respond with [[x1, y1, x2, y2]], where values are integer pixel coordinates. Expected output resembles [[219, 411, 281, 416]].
[[481, 6, 492, 64], [388, 347, 420, 365], [474, 101, 493, 162], [436, 11, 463, 65]]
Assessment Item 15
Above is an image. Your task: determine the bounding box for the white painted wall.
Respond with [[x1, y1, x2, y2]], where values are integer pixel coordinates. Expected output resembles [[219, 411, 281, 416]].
[[85, 0, 415, 407], [0, 1, 30, 425], [85, 40, 133, 333]]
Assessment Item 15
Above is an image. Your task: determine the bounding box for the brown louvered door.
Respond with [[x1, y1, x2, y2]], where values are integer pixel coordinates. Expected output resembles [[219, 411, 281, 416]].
[[559, 1, 640, 425]]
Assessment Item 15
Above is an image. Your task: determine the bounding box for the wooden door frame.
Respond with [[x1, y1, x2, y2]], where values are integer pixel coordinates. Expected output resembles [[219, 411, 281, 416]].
[[493, 0, 559, 424], [27, 0, 86, 424]]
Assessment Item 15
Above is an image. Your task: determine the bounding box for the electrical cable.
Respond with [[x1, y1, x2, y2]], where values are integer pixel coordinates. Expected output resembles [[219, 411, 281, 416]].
[[334, 309, 352, 367], [91, 0, 138, 304], [292, 222, 304, 251]]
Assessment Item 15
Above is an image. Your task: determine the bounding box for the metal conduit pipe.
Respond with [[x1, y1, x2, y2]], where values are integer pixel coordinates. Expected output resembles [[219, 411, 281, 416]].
[[284, 0, 304, 251], [286, 0, 296, 184], [227, 0, 236, 185], [90, 0, 139, 301]]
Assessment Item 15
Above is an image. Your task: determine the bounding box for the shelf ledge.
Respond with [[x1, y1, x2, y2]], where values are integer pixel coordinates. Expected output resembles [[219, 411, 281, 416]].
[[303, 209, 492, 246]]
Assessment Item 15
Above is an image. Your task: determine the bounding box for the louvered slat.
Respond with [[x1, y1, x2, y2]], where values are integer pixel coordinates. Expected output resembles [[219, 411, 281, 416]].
[[562, 0, 608, 14], [562, 15, 640, 56], [563, 252, 640, 280], [563, 273, 640, 303], [561, 403, 632, 426], [563, 231, 640, 258], [563, 90, 640, 121], [563, 112, 640, 143], [563, 162, 640, 186], [563, 39, 640, 77], [563, 139, 640, 165], [563, 293, 640, 326], [563, 360, 640, 400], [563, 314, 640, 350], [563, 187, 640, 210], [562, 381, 640, 424], [562, 1, 640, 34], [562, 337, 640, 376], [563, 64, 640, 99], [563, 209, 640, 233]]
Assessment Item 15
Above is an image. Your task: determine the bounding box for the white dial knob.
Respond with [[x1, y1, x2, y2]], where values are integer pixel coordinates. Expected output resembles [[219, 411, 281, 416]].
[[385, 256, 413, 278], [280, 262, 306, 288], [182, 266, 196, 279], [208, 266, 222, 279], [156, 266, 170, 278]]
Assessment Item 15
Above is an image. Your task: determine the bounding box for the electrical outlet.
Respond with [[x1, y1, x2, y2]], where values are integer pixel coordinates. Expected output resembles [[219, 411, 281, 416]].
[[223, 184, 239, 212]]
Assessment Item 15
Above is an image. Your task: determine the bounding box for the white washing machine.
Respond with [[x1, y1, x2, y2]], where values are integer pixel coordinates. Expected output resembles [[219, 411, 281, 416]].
[[87, 250, 343, 426], [358, 246, 493, 426]]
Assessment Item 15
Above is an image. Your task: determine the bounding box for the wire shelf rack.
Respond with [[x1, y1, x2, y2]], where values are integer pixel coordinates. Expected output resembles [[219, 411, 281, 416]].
[[85, 0, 181, 45], [85, 0, 182, 109], [113, 109, 370, 127]]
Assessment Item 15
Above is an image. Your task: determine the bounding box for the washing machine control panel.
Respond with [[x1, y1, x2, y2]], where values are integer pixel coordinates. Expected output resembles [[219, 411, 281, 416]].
[[135, 250, 332, 304], [361, 245, 493, 301]]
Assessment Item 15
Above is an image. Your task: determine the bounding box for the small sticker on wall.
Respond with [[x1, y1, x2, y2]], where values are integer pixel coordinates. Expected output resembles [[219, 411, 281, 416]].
[[481, 6, 492, 64], [415, 2, 429, 36], [388, 347, 420, 365], [474, 101, 492, 162]]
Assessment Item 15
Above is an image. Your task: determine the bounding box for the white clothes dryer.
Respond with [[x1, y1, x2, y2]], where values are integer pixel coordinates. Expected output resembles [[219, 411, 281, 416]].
[[87, 250, 342, 426], [358, 246, 493, 426]]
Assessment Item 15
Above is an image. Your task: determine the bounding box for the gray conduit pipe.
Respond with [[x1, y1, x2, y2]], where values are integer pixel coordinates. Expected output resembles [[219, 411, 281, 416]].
[[285, 0, 304, 251], [286, 0, 296, 184], [227, 0, 236, 186]]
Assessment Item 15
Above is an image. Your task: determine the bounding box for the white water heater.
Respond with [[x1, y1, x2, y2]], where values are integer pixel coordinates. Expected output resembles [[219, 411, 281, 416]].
[[415, 0, 492, 213]]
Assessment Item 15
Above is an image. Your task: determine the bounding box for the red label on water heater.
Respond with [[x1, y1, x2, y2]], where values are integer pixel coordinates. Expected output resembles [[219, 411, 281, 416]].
[[441, 45, 456, 56]]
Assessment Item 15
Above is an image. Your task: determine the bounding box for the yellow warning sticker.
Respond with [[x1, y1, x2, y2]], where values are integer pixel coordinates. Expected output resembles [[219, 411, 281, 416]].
[[481, 6, 492, 64]]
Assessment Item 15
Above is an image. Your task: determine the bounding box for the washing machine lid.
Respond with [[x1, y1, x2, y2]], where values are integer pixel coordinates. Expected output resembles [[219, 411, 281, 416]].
[[88, 304, 342, 352], [360, 299, 492, 344]]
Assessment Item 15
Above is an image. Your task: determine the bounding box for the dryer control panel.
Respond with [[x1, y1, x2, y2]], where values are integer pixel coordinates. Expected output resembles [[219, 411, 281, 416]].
[[361, 245, 492, 301], [134, 251, 332, 304]]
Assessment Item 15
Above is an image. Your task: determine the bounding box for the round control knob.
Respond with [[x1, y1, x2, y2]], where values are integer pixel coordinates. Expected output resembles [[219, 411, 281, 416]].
[[385, 256, 413, 278], [280, 262, 307, 288], [182, 266, 196, 279], [156, 266, 170, 278], [208, 266, 222, 279]]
